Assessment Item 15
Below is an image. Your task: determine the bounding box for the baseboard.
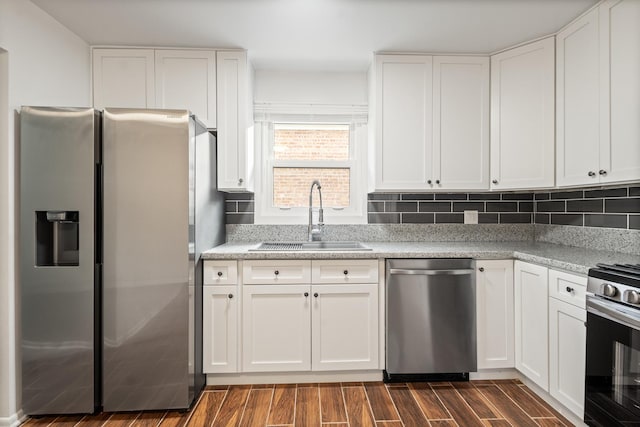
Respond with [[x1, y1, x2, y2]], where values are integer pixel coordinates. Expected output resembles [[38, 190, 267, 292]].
[[206, 370, 383, 385], [0, 410, 25, 427], [470, 368, 519, 380]]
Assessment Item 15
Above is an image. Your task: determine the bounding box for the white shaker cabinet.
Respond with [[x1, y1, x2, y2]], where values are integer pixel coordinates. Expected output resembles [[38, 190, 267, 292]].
[[370, 54, 489, 191], [548, 269, 587, 418], [432, 56, 490, 190], [202, 286, 239, 373], [92, 49, 155, 109], [155, 50, 216, 128], [557, 0, 640, 186], [242, 284, 312, 372], [598, 0, 640, 184], [476, 260, 514, 369], [490, 38, 555, 190], [216, 50, 254, 192], [514, 261, 549, 391], [371, 54, 434, 191]]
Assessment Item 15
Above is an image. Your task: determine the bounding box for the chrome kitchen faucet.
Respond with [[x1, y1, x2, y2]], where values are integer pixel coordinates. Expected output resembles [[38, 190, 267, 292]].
[[308, 180, 324, 241]]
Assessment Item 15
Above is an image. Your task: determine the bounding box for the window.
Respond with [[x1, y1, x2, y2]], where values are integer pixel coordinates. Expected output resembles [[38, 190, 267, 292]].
[[254, 112, 367, 224]]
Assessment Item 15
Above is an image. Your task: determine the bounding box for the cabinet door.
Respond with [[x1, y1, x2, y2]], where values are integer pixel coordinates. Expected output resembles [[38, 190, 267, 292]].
[[514, 261, 549, 391], [203, 286, 238, 373], [242, 285, 311, 372], [549, 298, 586, 418], [217, 51, 251, 191], [374, 55, 433, 190], [599, 0, 640, 183], [490, 38, 555, 190], [311, 284, 378, 371], [92, 49, 155, 109], [155, 50, 216, 128], [433, 56, 490, 190], [476, 260, 514, 369], [556, 8, 601, 186]]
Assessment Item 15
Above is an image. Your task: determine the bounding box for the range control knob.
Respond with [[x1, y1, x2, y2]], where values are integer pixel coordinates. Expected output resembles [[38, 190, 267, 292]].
[[625, 290, 640, 305], [602, 283, 618, 298]]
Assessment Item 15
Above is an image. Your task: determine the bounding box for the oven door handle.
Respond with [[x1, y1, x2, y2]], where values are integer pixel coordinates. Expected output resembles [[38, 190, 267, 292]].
[[587, 296, 640, 331]]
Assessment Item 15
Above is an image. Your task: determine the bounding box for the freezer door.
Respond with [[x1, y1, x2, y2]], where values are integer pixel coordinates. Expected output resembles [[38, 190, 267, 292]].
[[20, 106, 99, 415], [102, 108, 191, 411]]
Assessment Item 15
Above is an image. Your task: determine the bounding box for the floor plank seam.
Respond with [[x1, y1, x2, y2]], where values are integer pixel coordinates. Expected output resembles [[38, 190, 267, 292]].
[[339, 385, 351, 427], [467, 381, 508, 421], [421, 383, 455, 421], [359, 383, 380, 425], [494, 382, 554, 423]]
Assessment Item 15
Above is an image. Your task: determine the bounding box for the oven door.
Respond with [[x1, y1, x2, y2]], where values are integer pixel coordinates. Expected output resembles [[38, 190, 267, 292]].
[[585, 295, 640, 426]]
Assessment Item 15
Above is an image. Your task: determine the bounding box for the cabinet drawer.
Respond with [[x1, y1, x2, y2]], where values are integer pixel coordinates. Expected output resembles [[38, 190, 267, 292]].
[[548, 269, 587, 309], [312, 260, 378, 284], [204, 260, 238, 285], [243, 260, 311, 284]]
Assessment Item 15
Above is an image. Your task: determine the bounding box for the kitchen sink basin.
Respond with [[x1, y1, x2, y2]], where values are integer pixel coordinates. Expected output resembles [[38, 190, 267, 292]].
[[250, 241, 372, 251]]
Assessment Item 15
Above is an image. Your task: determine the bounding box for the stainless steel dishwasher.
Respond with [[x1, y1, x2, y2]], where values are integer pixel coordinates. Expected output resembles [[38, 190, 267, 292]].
[[384, 258, 477, 382]]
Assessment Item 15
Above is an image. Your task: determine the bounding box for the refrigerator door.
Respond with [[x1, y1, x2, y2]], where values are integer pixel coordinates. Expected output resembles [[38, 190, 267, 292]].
[[20, 107, 99, 415], [102, 108, 191, 411]]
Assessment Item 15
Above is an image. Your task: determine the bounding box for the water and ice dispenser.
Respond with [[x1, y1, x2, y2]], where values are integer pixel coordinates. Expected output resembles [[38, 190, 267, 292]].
[[35, 210, 79, 266]]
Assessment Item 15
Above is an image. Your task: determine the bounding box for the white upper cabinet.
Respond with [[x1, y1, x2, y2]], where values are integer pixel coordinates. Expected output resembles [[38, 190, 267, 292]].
[[372, 55, 433, 190], [371, 54, 489, 191], [599, 0, 640, 184], [92, 49, 155, 109], [217, 50, 254, 192], [432, 56, 490, 190], [557, 0, 640, 187], [490, 37, 555, 190], [155, 50, 216, 128]]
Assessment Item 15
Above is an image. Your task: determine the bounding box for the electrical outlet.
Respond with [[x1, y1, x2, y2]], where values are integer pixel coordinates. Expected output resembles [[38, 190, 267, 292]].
[[464, 210, 478, 224]]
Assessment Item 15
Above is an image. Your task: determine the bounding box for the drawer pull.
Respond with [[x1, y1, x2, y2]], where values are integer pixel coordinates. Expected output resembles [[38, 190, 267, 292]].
[[314, 293, 319, 298], [343, 270, 348, 275], [479, 267, 484, 272], [566, 286, 574, 294], [228, 293, 233, 299], [274, 270, 279, 276], [304, 292, 309, 297], [217, 271, 223, 277]]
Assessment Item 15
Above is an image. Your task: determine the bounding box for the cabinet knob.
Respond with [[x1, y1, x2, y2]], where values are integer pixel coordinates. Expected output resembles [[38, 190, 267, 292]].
[[565, 286, 574, 294], [599, 169, 607, 176], [343, 270, 348, 275], [427, 179, 432, 185], [492, 179, 498, 184], [313, 293, 319, 298], [274, 270, 279, 276], [228, 293, 233, 299], [217, 271, 223, 277], [238, 178, 244, 184], [479, 267, 484, 272], [435, 179, 440, 184], [304, 292, 309, 297], [588, 171, 596, 177]]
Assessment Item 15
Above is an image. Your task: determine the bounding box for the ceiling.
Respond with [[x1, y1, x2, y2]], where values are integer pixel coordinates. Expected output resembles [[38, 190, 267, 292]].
[[32, 0, 598, 71]]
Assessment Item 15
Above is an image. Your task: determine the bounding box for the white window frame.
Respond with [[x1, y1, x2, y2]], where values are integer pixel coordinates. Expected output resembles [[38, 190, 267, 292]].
[[253, 104, 368, 225]]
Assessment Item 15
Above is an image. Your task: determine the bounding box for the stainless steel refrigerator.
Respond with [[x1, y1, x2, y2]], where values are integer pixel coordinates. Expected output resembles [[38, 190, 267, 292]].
[[20, 107, 225, 415]]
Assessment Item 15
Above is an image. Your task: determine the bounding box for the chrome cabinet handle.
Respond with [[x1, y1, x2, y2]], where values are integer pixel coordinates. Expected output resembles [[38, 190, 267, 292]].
[[566, 286, 574, 293], [599, 170, 607, 175], [479, 267, 484, 272], [588, 171, 596, 177]]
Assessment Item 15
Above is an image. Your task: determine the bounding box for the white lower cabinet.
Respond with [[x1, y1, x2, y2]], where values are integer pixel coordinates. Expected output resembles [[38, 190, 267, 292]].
[[548, 269, 587, 418], [311, 284, 379, 371], [242, 284, 311, 372], [476, 260, 514, 369], [203, 286, 239, 373], [514, 261, 549, 391]]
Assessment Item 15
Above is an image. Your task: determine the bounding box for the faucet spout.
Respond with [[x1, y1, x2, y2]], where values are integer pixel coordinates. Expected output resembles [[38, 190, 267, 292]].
[[308, 180, 324, 242]]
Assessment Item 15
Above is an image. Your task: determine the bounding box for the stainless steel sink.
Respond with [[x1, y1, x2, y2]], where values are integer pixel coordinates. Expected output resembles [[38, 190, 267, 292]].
[[249, 241, 372, 251]]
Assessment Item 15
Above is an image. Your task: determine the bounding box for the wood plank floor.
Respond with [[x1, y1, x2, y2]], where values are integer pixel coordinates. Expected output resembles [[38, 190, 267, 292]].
[[21, 379, 573, 427]]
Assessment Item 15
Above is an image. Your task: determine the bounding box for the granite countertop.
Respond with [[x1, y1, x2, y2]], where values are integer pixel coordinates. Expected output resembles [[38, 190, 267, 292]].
[[202, 241, 640, 275]]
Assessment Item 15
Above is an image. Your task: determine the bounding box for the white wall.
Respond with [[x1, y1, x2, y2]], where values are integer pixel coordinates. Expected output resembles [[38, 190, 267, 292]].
[[0, 0, 90, 423], [254, 70, 368, 105]]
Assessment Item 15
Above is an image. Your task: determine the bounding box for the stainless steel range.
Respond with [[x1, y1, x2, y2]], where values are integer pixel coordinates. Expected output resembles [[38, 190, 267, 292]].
[[585, 263, 640, 426]]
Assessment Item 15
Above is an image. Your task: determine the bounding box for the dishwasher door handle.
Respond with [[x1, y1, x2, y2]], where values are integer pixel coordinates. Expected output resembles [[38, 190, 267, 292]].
[[388, 268, 475, 276]]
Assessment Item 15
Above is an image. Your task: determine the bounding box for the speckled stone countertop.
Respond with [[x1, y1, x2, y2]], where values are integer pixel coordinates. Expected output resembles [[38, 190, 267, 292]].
[[202, 241, 640, 275]]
